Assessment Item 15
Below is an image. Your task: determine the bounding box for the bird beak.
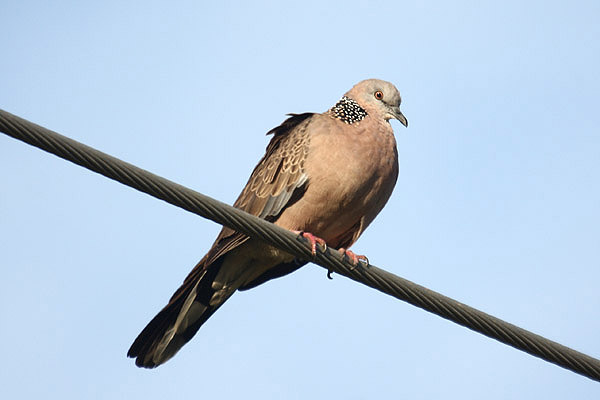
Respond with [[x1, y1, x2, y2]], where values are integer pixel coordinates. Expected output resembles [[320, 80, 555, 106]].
[[391, 107, 408, 127]]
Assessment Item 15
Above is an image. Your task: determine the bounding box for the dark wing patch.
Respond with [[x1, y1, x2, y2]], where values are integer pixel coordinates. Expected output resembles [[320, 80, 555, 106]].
[[202, 113, 314, 266]]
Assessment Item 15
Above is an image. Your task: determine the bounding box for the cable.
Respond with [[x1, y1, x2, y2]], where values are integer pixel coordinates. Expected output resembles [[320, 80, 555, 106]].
[[1, 108, 599, 382]]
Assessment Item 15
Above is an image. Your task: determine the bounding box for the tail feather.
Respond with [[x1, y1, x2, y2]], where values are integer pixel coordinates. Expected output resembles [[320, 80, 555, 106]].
[[128, 238, 300, 368], [128, 258, 231, 368]]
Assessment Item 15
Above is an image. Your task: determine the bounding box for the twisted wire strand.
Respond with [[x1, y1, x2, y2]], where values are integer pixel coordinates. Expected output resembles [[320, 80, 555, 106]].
[[1, 108, 598, 382]]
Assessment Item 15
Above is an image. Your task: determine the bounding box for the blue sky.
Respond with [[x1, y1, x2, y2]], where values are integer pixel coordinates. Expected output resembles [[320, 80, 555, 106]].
[[1, 1, 599, 398]]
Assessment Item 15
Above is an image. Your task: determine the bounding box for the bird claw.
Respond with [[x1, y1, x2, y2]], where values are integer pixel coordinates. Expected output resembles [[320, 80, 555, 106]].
[[327, 248, 368, 280], [292, 230, 327, 256], [291, 232, 368, 279], [338, 248, 369, 269]]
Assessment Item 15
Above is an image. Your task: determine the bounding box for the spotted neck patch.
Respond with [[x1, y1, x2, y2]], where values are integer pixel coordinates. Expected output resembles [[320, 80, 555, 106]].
[[329, 96, 368, 124]]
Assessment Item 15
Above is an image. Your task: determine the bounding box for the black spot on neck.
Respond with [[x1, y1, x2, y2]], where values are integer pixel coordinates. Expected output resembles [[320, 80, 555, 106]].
[[329, 96, 368, 124]]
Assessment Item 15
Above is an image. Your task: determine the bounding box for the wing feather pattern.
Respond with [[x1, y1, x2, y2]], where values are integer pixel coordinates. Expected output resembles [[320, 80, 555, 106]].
[[202, 112, 314, 266], [128, 113, 315, 367]]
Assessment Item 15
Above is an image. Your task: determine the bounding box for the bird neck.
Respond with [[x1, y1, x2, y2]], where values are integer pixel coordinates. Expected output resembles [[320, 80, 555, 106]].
[[328, 96, 368, 125]]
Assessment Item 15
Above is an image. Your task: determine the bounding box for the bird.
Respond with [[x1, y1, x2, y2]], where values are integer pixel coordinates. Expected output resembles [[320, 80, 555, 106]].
[[128, 79, 408, 368]]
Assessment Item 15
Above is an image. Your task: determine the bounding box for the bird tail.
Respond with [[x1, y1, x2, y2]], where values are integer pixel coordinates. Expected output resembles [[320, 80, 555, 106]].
[[127, 256, 233, 368]]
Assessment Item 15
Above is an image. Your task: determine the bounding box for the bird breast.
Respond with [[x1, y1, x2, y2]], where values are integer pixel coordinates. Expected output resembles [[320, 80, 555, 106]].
[[275, 115, 399, 244]]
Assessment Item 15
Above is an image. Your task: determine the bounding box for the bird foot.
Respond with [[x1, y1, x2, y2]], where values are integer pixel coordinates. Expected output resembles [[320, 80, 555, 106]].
[[338, 248, 369, 268], [292, 230, 327, 256], [326, 248, 369, 280]]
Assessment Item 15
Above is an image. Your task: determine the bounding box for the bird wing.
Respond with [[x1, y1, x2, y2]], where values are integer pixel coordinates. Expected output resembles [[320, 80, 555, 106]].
[[128, 113, 315, 366], [202, 113, 313, 263], [172, 112, 315, 299]]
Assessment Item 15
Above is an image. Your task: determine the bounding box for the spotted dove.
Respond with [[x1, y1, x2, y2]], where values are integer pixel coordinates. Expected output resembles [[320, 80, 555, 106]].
[[128, 79, 408, 368]]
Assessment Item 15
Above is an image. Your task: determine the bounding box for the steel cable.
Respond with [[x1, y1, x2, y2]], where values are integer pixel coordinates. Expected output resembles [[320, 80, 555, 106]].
[[1, 108, 599, 382]]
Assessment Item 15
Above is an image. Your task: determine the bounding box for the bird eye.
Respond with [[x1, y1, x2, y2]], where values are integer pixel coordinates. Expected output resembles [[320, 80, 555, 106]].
[[374, 91, 384, 100]]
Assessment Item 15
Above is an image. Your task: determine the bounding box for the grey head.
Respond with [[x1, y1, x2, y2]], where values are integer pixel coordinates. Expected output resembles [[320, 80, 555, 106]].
[[343, 79, 408, 127]]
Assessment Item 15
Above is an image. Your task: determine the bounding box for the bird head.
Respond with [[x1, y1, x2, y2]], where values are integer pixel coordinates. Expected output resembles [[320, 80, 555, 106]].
[[345, 79, 408, 127]]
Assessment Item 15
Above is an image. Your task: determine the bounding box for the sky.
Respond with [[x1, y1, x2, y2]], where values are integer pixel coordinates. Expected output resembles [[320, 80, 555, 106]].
[[1, 1, 599, 398]]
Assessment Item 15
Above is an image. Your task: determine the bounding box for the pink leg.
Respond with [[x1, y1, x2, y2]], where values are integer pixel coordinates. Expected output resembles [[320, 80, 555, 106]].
[[292, 230, 327, 256]]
